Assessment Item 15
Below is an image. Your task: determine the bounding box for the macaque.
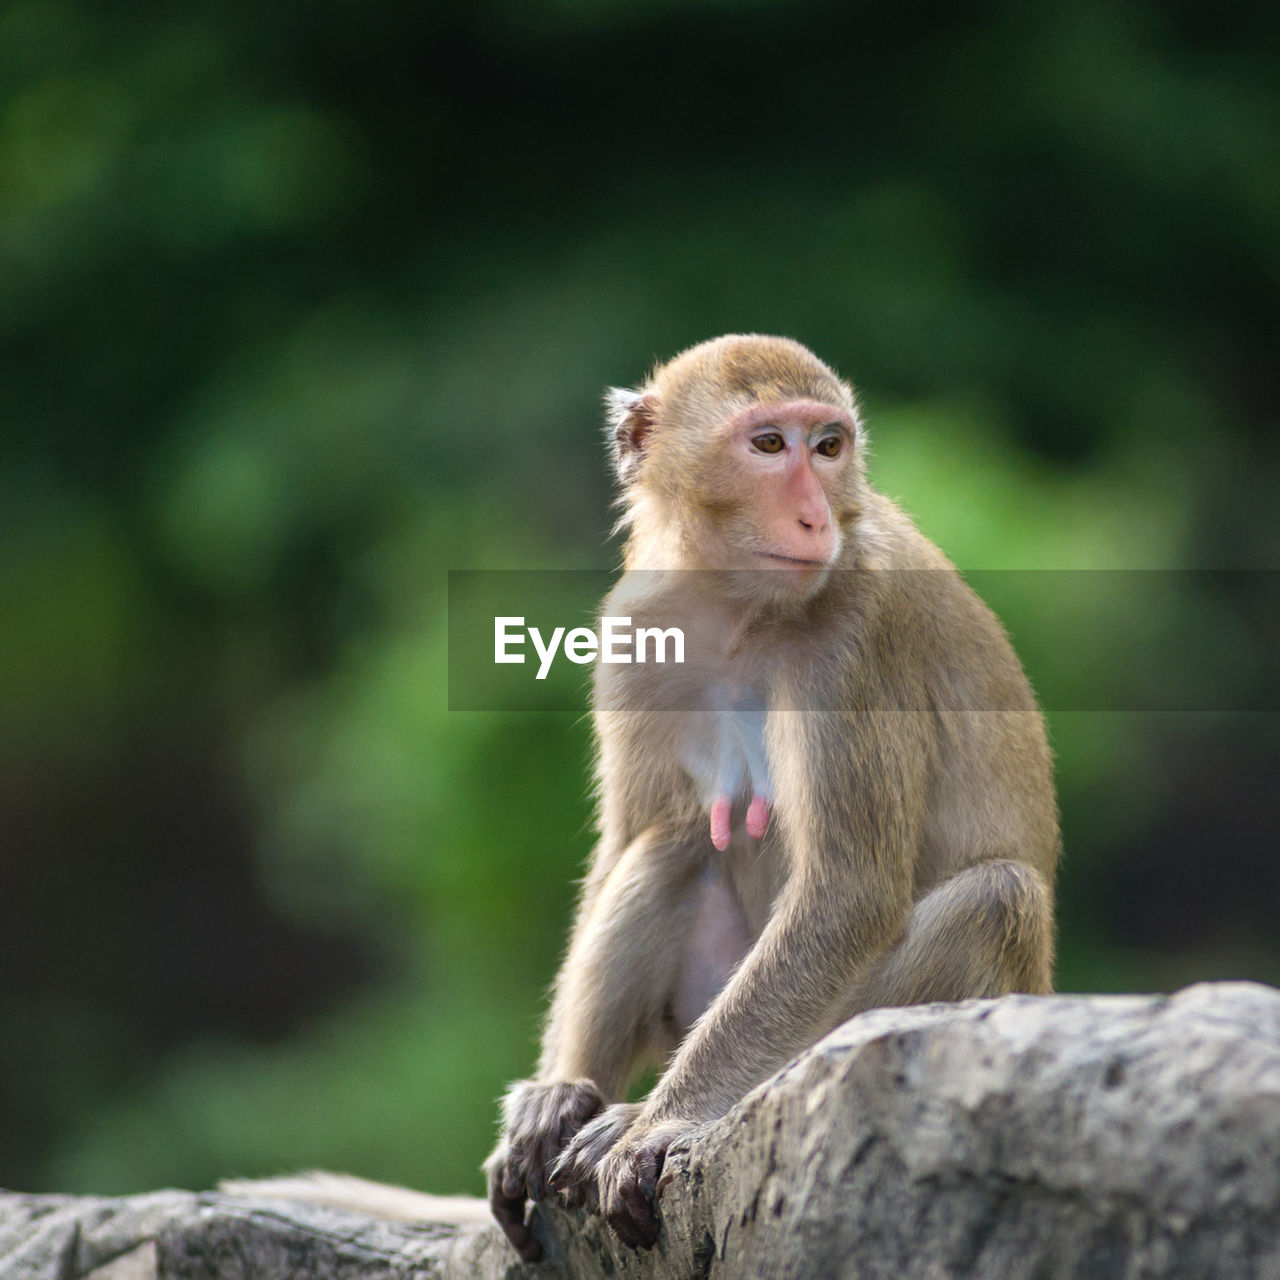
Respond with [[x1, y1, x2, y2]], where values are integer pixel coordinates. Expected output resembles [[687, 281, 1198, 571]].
[[221, 336, 1057, 1256], [486, 334, 1059, 1260]]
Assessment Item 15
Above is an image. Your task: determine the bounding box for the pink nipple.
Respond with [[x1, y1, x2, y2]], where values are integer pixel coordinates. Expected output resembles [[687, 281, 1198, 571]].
[[746, 793, 771, 840], [710, 797, 732, 851]]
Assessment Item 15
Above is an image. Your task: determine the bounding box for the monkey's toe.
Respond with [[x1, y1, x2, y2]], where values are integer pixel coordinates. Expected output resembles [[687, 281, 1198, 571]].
[[610, 1178, 660, 1249], [548, 1146, 589, 1207], [488, 1161, 541, 1262], [599, 1137, 669, 1249]]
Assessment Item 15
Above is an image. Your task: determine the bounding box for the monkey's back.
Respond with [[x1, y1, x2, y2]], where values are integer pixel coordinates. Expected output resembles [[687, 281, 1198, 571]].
[[849, 492, 1060, 895]]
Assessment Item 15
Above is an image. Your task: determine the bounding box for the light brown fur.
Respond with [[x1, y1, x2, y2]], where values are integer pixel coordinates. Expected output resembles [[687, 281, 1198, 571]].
[[486, 335, 1059, 1258]]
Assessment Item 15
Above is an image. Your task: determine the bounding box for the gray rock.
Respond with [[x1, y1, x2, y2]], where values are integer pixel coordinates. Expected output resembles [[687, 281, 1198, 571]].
[[4, 982, 1280, 1279]]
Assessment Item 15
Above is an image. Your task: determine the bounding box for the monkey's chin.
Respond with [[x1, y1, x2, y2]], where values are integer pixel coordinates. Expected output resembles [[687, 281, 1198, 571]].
[[723, 557, 833, 605]]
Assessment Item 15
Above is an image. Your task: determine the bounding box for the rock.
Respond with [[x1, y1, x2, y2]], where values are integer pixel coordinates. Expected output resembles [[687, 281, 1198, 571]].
[[4, 982, 1280, 1279]]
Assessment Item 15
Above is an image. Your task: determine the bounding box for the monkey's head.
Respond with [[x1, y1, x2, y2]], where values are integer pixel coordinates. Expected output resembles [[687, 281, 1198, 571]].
[[606, 335, 866, 602]]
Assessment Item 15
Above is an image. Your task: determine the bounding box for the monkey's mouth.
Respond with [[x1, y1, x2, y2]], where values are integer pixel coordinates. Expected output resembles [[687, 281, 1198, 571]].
[[758, 553, 829, 569]]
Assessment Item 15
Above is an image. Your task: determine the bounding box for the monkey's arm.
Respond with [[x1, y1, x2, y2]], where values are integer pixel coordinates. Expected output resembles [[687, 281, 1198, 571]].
[[555, 711, 924, 1247], [536, 828, 703, 1090], [551, 870, 909, 1246], [656, 867, 905, 1114], [665, 707, 921, 1110], [486, 826, 703, 1260]]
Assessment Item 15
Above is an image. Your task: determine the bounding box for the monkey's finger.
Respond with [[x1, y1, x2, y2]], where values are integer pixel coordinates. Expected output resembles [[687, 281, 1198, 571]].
[[549, 1127, 593, 1183], [603, 1194, 643, 1249], [556, 1151, 600, 1213], [563, 1150, 602, 1212], [548, 1151, 579, 1202], [634, 1145, 664, 1201], [491, 1203, 537, 1264], [605, 1184, 653, 1251], [533, 1106, 593, 1199], [500, 1155, 525, 1203], [558, 1090, 604, 1144], [531, 1148, 561, 1200], [522, 1138, 550, 1200], [547, 1147, 573, 1190], [572, 1081, 606, 1123], [489, 1167, 541, 1263], [620, 1172, 660, 1248]]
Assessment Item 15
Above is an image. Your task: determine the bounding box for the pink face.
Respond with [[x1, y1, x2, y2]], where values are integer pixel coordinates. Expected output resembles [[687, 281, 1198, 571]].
[[724, 398, 856, 572]]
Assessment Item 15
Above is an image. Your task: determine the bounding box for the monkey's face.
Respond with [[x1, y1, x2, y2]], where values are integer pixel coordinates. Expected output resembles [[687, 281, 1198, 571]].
[[692, 398, 858, 601], [610, 336, 866, 603]]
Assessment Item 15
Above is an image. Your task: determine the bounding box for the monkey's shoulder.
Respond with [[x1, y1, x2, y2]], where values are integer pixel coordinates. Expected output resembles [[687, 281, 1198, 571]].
[[812, 496, 1040, 713]]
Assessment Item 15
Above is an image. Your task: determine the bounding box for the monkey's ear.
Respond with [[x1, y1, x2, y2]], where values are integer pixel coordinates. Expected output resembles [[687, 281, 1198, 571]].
[[604, 387, 658, 485]]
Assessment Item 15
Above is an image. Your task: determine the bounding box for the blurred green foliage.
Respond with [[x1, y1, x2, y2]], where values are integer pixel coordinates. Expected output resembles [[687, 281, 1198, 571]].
[[2, 0, 1277, 1200]]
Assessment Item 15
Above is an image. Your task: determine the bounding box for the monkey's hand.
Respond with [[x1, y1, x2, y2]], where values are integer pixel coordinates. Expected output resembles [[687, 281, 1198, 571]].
[[485, 1078, 605, 1262], [551, 1103, 691, 1249]]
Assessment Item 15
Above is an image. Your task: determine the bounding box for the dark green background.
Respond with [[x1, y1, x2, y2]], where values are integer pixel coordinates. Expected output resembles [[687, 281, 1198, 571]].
[[3, 0, 1277, 1198]]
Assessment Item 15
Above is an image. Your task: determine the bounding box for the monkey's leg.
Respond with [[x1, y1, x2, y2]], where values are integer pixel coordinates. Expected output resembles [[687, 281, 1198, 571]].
[[488, 828, 704, 1260], [845, 858, 1053, 1014], [537, 830, 710, 1090]]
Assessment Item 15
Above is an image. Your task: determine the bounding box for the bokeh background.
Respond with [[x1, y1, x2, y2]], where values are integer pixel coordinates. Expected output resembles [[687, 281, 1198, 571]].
[[3, 0, 1278, 1200]]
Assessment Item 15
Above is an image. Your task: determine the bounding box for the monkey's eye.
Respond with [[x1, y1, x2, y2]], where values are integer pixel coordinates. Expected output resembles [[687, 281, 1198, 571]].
[[814, 436, 842, 458], [752, 432, 785, 454]]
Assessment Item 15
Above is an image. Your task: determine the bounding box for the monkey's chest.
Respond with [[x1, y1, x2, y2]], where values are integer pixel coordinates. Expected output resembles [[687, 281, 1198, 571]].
[[667, 681, 781, 944], [678, 683, 774, 848]]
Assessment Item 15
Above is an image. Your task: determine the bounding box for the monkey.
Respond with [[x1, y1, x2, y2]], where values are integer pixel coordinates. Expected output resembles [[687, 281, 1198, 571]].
[[485, 334, 1059, 1260], [218, 335, 1057, 1261]]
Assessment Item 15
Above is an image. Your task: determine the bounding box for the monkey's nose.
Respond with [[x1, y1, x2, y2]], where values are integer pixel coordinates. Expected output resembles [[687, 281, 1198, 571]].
[[797, 513, 831, 538], [792, 513, 835, 562]]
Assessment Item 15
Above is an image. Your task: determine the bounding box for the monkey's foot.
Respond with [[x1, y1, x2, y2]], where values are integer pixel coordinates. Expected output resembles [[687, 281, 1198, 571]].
[[487, 1078, 605, 1261], [549, 1101, 639, 1213], [553, 1104, 693, 1249], [595, 1115, 692, 1250]]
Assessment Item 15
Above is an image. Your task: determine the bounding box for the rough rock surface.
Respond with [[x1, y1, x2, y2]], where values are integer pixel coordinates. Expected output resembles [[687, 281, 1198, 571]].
[[4, 982, 1280, 1279]]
